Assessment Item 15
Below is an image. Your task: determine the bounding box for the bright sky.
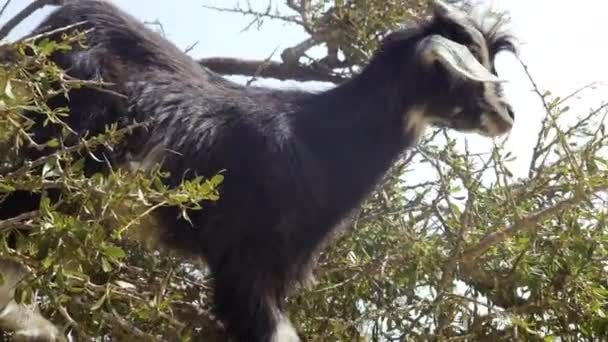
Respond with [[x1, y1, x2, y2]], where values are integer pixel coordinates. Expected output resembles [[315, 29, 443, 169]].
[[3, 0, 607, 178]]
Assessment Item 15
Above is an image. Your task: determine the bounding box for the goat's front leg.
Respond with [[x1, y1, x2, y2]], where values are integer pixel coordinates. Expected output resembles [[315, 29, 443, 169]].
[[0, 259, 61, 342]]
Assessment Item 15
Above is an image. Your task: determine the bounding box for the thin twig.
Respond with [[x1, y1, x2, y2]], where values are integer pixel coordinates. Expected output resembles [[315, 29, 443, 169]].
[[3, 121, 149, 179], [518, 57, 553, 178], [0, 0, 64, 40], [114, 201, 167, 238], [19, 20, 89, 44], [0, 0, 12, 19], [183, 41, 199, 54], [57, 305, 91, 340], [456, 184, 606, 263], [103, 309, 158, 341], [246, 46, 279, 86], [201, 4, 304, 26], [0, 210, 37, 232]]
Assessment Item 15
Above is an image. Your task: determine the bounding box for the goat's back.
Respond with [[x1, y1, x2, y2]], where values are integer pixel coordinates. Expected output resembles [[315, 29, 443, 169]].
[[37, 0, 204, 77], [28, 0, 330, 257]]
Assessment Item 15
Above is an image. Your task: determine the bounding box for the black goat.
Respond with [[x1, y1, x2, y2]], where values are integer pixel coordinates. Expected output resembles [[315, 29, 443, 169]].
[[0, 0, 516, 341]]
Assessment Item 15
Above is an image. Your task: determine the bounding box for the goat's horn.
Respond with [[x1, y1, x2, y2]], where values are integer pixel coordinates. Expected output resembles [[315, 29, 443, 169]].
[[431, 0, 469, 21], [417, 35, 504, 83], [431, 0, 459, 16], [431, 1, 488, 49]]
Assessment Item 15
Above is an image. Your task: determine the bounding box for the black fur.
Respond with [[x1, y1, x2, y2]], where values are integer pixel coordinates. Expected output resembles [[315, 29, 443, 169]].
[[1, 1, 515, 341]]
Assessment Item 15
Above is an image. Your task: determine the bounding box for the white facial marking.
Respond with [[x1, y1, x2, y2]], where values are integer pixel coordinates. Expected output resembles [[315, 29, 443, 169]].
[[451, 106, 464, 116], [479, 113, 500, 136], [271, 316, 301, 342], [0, 259, 61, 341], [480, 82, 513, 134], [404, 107, 429, 141]]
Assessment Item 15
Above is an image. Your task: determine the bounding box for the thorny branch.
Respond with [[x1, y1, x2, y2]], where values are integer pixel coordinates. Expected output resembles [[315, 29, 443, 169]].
[[2, 1, 608, 340], [0, 0, 69, 40], [201, 3, 305, 27], [1, 0, 400, 84], [0, 210, 37, 232], [199, 1, 367, 84], [0, 0, 12, 19], [455, 183, 606, 264]]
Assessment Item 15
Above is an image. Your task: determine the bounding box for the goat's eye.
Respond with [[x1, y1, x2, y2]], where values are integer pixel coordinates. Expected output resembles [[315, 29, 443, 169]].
[[468, 46, 482, 63]]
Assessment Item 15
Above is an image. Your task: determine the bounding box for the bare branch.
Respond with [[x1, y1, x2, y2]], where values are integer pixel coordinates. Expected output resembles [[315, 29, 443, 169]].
[[102, 310, 158, 341], [183, 41, 199, 54], [143, 19, 166, 37], [0, 210, 37, 232], [286, 0, 314, 33], [201, 4, 304, 26], [199, 57, 343, 83], [202, 1, 348, 81], [246, 46, 279, 86], [0, 0, 12, 19], [56, 305, 91, 340], [520, 57, 558, 178], [0, 0, 66, 40], [280, 36, 317, 65]]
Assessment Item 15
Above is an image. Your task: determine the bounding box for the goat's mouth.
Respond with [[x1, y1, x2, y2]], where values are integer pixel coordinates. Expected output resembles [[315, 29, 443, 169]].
[[430, 105, 514, 137], [476, 105, 514, 137]]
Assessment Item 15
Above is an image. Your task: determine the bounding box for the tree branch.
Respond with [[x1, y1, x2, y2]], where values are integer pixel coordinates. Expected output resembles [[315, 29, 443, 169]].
[[280, 36, 317, 65], [0, 210, 37, 232], [199, 57, 343, 84], [456, 184, 607, 264], [202, 2, 351, 82], [102, 310, 158, 341], [0, 0, 13, 19], [201, 3, 304, 27], [0, 0, 67, 40]]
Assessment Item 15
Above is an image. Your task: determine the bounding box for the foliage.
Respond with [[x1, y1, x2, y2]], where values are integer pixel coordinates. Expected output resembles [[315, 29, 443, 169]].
[[0, 32, 222, 340], [0, 1, 607, 341]]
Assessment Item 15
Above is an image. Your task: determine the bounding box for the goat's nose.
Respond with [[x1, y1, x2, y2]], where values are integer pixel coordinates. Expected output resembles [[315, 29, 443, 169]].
[[506, 106, 515, 120]]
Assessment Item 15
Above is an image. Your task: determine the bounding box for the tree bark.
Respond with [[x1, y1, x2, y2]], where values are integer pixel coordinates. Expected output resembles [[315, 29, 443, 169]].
[[198, 57, 343, 84]]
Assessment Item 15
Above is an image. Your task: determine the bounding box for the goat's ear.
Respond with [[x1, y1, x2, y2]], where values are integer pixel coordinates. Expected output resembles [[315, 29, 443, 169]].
[[416, 34, 502, 83]]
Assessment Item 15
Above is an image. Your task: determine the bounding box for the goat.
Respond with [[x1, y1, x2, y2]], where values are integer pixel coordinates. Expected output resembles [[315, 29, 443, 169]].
[[0, 0, 516, 341]]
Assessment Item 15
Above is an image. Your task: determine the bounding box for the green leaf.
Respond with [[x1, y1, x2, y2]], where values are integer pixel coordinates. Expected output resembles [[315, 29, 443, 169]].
[[42, 255, 54, 269], [101, 257, 113, 273], [90, 293, 106, 311], [104, 245, 126, 259], [0, 182, 16, 193], [46, 138, 60, 148], [4, 80, 14, 99]]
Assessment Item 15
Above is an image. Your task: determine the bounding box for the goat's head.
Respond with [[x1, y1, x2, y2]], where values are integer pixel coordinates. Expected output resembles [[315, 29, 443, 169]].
[[380, 0, 517, 137]]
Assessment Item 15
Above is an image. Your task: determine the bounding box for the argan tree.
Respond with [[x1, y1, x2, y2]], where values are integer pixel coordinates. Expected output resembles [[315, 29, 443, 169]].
[[0, 1, 607, 341]]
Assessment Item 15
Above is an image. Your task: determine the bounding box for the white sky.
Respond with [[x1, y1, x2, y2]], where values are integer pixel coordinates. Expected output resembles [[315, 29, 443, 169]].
[[3, 0, 607, 178]]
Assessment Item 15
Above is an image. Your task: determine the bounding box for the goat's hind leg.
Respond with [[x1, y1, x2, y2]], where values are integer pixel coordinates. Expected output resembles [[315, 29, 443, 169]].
[[212, 254, 300, 342], [0, 259, 61, 342]]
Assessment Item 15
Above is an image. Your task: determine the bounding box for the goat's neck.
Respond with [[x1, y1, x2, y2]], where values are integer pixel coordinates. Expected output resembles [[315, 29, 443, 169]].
[[295, 60, 422, 211]]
